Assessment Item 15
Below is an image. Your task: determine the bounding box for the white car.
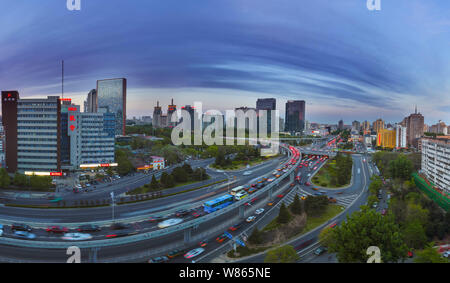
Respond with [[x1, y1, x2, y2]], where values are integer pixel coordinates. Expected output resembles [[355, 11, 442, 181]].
[[243, 171, 252, 176], [0, 224, 3, 237], [246, 216, 256, 222], [184, 248, 205, 259], [255, 208, 265, 215], [61, 233, 92, 241], [157, 218, 184, 229], [443, 251, 450, 258]]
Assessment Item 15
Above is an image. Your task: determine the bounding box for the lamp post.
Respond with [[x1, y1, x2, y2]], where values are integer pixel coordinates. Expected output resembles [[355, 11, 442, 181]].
[[110, 191, 115, 223]]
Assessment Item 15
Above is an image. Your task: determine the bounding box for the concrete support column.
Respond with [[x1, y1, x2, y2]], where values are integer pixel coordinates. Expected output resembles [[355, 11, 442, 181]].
[[290, 171, 295, 183], [269, 187, 274, 201], [239, 206, 245, 219], [184, 228, 192, 244]]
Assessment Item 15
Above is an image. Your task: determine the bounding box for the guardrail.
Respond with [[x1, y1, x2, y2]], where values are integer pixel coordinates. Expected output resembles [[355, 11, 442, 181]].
[[0, 145, 300, 249]]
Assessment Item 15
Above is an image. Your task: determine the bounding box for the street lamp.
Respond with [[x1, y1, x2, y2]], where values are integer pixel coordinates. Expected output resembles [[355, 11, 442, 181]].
[[110, 191, 115, 223]]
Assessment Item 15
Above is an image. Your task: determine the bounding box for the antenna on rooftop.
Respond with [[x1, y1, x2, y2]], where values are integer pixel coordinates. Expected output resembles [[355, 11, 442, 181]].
[[62, 60, 64, 99]]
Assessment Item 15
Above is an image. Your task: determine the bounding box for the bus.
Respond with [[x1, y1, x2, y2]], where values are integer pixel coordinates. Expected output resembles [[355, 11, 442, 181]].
[[203, 194, 234, 213], [235, 192, 248, 201], [230, 186, 245, 196]]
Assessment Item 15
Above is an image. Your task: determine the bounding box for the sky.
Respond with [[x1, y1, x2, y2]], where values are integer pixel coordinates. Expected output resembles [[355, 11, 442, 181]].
[[0, 0, 449, 125]]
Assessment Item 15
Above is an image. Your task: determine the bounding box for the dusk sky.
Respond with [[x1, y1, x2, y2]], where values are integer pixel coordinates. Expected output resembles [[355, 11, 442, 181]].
[[0, 0, 449, 124]]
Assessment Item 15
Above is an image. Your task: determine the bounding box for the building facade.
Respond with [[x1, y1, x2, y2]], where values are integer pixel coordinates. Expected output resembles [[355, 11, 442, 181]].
[[395, 124, 407, 148], [376, 129, 396, 149], [285, 100, 305, 134], [84, 89, 97, 113], [405, 108, 424, 149], [97, 78, 127, 136], [421, 137, 450, 194], [373, 118, 385, 134]]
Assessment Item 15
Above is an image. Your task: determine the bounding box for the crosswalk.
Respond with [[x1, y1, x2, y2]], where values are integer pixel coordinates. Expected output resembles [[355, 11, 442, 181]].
[[276, 186, 359, 208]]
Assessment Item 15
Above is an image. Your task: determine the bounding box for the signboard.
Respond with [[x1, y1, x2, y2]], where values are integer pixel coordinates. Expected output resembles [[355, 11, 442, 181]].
[[235, 239, 245, 247]]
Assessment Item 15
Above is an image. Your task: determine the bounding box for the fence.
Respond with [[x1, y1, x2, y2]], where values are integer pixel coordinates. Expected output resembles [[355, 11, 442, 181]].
[[413, 173, 450, 212]]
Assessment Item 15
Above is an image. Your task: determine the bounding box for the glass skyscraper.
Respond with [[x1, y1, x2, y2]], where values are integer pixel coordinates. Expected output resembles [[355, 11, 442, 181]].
[[285, 100, 306, 134], [97, 78, 127, 136]]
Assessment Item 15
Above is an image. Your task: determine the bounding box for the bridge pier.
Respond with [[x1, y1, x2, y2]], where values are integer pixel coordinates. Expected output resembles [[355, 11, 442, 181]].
[[269, 187, 274, 201], [290, 171, 295, 183], [184, 228, 192, 244], [239, 206, 245, 219]]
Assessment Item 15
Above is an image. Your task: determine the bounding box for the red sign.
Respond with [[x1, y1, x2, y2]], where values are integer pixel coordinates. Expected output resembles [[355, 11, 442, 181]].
[[68, 107, 77, 111], [69, 115, 75, 121], [50, 172, 62, 176], [60, 98, 72, 101], [100, 164, 110, 167], [70, 125, 76, 131]]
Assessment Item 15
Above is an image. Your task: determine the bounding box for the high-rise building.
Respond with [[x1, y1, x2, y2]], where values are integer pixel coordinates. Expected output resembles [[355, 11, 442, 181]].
[[352, 120, 361, 132], [61, 103, 115, 169], [84, 89, 97, 113], [2, 92, 61, 173], [181, 105, 196, 131], [97, 78, 127, 136], [338, 119, 344, 131], [376, 129, 396, 149], [405, 107, 424, 148], [167, 98, 177, 128], [395, 124, 407, 148], [421, 136, 450, 194], [429, 121, 447, 135], [285, 100, 305, 134], [256, 98, 276, 134], [234, 107, 257, 130], [362, 120, 371, 134], [373, 118, 385, 133], [153, 101, 162, 128]]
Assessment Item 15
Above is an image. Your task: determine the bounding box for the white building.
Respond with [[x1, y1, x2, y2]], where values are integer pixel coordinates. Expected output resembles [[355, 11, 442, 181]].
[[421, 137, 450, 194], [396, 124, 407, 148]]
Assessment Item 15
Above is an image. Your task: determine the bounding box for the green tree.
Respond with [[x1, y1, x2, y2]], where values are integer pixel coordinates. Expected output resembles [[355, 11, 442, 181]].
[[328, 207, 407, 263], [319, 226, 335, 248], [150, 175, 159, 190], [0, 168, 11, 188], [264, 245, 299, 263], [304, 195, 329, 216], [403, 220, 428, 249], [388, 154, 413, 180], [414, 244, 449, 263], [277, 203, 291, 224], [13, 172, 28, 187], [248, 227, 263, 245], [289, 194, 303, 215], [172, 167, 188, 183]]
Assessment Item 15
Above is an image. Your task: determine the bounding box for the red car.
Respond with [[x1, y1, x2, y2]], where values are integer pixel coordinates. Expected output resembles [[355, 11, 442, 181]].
[[228, 223, 242, 231], [192, 212, 202, 218], [199, 240, 208, 247], [46, 226, 68, 233], [329, 223, 337, 228], [305, 182, 311, 186], [277, 194, 284, 198], [216, 234, 227, 243]]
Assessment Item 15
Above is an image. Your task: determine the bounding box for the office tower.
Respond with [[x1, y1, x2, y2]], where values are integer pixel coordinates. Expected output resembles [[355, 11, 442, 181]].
[[362, 120, 371, 134], [97, 78, 127, 136], [167, 98, 177, 127], [376, 129, 396, 149], [421, 137, 450, 194], [405, 107, 424, 148], [285, 100, 305, 134], [352, 120, 361, 132], [2, 92, 61, 174], [373, 118, 385, 133], [181, 105, 196, 131], [153, 101, 162, 128], [338, 120, 344, 131], [234, 107, 257, 130], [257, 98, 276, 134], [84, 89, 97, 113], [61, 103, 115, 170]]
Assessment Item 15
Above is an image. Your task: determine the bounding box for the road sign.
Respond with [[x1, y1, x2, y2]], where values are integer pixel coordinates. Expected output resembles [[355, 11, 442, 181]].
[[235, 239, 245, 247]]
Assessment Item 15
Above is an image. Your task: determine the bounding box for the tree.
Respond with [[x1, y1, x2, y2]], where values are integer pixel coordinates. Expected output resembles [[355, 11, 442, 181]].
[[0, 168, 11, 188], [403, 220, 427, 249], [115, 149, 134, 175], [172, 167, 188, 183], [304, 195, 329, 216], [414, 244, 449, 263], [328, 207, 407, 263], [13, 172, 28, 187], [264, 245, 299, 263], [319, 226, 335, 248], [160, 172, 169, 188], [277, 203, 291, 224], [388, 154, 413, 180], [150, 175, 159, 190], [289, 194, 303, 215], [248, 227, 263, 245]]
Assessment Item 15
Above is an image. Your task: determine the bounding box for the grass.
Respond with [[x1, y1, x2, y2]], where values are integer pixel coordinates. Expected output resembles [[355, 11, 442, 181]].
[[126, 177, 209, 195], [311, 161, 350, 189], [228, 204, 344, 259], [211, 155, 279, 171]]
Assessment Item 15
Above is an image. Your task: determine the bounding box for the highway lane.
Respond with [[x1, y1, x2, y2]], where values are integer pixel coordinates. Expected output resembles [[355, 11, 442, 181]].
[[200, 153, 371, 263]]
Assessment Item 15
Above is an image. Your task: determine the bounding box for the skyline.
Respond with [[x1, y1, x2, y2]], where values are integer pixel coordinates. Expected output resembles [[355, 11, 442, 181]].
[[1, 1, 449, 124]]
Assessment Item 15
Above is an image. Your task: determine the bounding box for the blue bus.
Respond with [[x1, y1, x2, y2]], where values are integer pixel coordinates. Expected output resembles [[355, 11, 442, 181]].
[[203, 194, 234, 213]]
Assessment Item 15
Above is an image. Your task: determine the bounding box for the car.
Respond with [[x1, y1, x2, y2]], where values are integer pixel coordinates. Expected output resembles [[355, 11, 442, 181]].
[[184, 248, 205, 259], [328, 197, 337, 203], [228, 223, 242, 231], [246, 216, 256, 222], [199, 240, 208, 247], [46, 226, 69, 233], [329, 222, 337, 228], [243, 171, 252, 176], [109, 223, 130, 230], [61, 233, 92, 241], [216, 234, 228, 243], [77, 224, 101, 232], [13, 231, 36, 240], [0, 224, 3, 237], [148, 216, 164, 222], [105, 230, 132, 238], [175, 209, 189, 217], [407, 251, 414, 258], [11, 223, 32, 232], [372, 202, 378, 208], [443, 251, 450, 258], [167, 249, 184, 259], [314, 247, 327, 255], [192, 212, 202, 218], [277, 194, 284, 198], [267, 202, 273, 206], [312, 187, 319, 191], [305, 182, 311, 186], [255, 208, 265, 215], [148, 256, 169, 263]]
